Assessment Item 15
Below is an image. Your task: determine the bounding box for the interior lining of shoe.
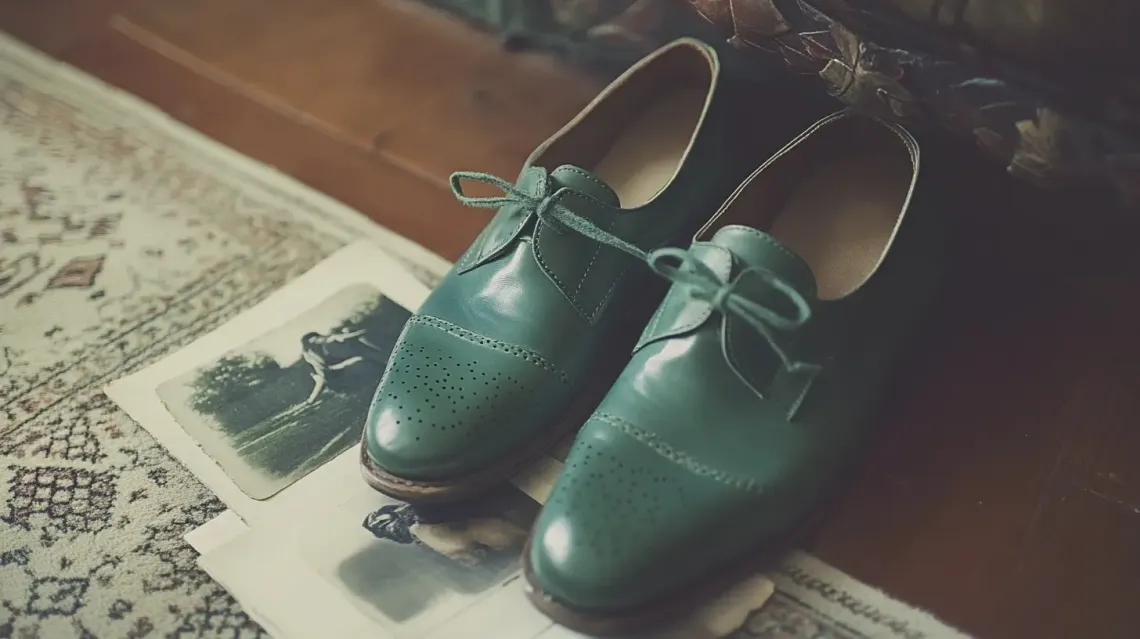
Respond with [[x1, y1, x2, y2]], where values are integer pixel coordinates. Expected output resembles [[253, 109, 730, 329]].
[[700, 118, 914, 300], [591, 88, 707, 208], [529, 43, 713, 209]]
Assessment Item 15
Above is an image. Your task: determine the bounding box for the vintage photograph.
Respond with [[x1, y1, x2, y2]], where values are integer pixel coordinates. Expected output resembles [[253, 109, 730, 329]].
[[157, 283, 412, 499], [297, 486, 540, 638]]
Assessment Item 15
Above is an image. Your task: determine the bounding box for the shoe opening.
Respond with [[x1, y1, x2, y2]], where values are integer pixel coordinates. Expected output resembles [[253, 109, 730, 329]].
[[530, 40, 717, 209], [699, 115, 917, 300]]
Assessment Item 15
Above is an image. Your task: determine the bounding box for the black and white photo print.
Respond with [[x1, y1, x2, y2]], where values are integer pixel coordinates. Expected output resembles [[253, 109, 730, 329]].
[[156, 283, 411, 499], [297, 486, 540, 638]]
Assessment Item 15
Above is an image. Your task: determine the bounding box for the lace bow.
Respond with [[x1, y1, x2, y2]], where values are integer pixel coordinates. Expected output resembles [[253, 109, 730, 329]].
[[647, 247, 821, 376], [450, 170, 648, 260]]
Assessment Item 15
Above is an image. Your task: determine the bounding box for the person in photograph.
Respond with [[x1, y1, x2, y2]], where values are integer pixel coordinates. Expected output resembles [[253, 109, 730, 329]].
[[298, 327, 388, 407], [362, 503, 529, 568]]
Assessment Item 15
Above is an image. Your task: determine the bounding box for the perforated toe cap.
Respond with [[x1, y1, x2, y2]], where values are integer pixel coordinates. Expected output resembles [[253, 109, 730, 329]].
[[364, 315, 570, 480], [526, 413, 764, 612]]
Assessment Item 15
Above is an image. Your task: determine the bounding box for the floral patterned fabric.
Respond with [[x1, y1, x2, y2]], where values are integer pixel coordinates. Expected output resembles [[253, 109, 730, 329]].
[[685, 0, 1140, 205], [418, 0, 762, 78], [424, 0, 1140, 205]]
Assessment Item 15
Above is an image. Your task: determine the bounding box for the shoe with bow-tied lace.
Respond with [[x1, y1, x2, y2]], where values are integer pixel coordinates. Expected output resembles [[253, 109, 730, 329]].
[[360, 38, 733, 502], [524, 111, 949, 635]]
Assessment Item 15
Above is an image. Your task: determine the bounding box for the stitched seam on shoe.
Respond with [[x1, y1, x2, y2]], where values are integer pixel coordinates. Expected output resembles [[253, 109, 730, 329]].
[[723, 313, 766, 400], [723, 228, 817, 297], [651, 243, 728, 338], [412, 315, 570, 384], [533, 191, 597, 321], [573, 245, 601, 304], [566, 165, 613, 303], [593, 411, 763, 495], [589, 266, 627, 322], [635, 287, 670, 351], [634, 246, 728, 349], [579, 211, 620, 320], [558, 166, 611, 194], [531, 185, 623, 322]]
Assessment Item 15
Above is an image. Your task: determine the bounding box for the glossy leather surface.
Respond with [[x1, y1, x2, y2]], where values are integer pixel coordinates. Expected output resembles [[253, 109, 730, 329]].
[[364, 40, 731, 481], [527, 114, 948, 612]]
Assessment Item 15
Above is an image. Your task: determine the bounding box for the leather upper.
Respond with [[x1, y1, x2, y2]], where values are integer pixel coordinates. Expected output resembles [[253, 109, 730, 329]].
[[527, 113, 949, 611], [364, 39, 732, 480]]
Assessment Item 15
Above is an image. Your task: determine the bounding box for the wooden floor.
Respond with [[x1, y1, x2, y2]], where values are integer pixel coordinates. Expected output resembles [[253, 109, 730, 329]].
[[3, 1, 1138, 637]]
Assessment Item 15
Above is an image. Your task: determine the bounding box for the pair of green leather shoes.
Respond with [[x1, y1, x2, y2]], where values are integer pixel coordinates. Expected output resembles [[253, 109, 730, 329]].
[[361, 38, 945, 635]]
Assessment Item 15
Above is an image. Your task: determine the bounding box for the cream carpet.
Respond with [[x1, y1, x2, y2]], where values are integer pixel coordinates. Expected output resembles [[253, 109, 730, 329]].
[[0, 30, 965, 639], [0, 30, 444, 638]]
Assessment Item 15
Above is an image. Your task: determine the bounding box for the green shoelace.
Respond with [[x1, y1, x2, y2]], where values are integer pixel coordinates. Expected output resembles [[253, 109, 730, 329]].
[[648, 247, 821, 376], [450, 169, 649, 260], [451, 169, 819, 376]]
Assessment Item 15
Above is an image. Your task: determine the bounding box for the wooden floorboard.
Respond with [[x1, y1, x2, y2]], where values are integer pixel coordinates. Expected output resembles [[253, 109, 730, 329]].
[[2, 1, 1139, 637], [997, 483, 1140, 639], [65, 22, 480, 259], [0, 0, 122, 56], [811, 158, 1140, 637], [118, 0, 602, 182]]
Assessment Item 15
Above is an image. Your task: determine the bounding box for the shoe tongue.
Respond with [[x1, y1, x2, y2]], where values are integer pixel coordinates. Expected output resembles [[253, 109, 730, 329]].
[[549, 165, 620, 208], [710, 225, 818, 299]]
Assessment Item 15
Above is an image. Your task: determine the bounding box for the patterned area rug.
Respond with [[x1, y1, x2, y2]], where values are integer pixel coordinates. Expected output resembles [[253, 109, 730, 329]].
[[0, 32, 444, 638], [0, 30, 966, 639]]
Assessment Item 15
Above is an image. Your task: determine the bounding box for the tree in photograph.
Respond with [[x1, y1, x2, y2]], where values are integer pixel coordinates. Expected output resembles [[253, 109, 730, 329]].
[[188, 352, 279, 416]]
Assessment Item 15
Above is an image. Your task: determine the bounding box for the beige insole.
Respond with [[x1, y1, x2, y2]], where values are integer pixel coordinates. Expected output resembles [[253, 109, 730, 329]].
[[593, 89, 706, 208], [769, 151, 909, 300]]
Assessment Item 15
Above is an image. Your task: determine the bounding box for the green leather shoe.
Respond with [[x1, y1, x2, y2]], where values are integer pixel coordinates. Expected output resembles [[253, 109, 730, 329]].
[[361, 38, 730, 502], [524, 112, 948, 635]]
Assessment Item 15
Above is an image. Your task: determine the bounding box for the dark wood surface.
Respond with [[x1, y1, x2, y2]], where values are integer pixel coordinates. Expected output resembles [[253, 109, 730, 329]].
[[2, 1, 1137, 637]]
